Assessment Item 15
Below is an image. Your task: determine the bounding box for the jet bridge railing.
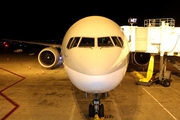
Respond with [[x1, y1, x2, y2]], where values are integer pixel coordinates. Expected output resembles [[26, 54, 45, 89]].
[[144, 18, 175, 27]]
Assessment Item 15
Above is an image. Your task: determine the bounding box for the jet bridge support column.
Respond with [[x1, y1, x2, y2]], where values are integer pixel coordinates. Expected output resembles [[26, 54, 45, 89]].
[[156, 21, 172, 87], [159, 52, 164, 81], [156, 52, 171, 87]]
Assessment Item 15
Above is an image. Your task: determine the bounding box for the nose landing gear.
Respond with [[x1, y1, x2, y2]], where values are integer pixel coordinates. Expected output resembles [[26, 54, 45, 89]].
[[89, 93, 104, 119]]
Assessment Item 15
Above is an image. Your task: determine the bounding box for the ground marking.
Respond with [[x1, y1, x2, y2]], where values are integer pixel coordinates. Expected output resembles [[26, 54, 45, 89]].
[[143, 88, 177, 120]]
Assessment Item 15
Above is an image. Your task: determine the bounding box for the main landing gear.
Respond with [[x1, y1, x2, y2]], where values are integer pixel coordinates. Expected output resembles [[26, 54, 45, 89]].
[[89, 93, 104, 118]]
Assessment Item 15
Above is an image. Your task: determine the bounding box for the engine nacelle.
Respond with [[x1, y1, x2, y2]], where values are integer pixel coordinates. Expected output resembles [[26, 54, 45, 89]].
[[38, 47, 60, 69], [131, 52, 151, 65]]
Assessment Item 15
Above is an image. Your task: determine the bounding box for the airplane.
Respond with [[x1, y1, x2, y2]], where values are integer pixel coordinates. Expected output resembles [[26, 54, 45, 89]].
[[1, 16, 151, 118]]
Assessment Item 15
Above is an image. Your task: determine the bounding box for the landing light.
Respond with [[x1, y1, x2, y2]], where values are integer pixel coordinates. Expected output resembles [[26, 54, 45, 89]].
[[59, 56, 63, 60]]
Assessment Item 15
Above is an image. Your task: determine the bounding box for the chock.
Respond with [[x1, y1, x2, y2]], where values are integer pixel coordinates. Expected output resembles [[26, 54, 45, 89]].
[[94, 114, 101, 120]]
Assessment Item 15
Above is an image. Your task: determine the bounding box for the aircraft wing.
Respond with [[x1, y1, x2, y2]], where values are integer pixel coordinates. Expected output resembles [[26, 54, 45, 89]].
[[1, 39, 62, 48]]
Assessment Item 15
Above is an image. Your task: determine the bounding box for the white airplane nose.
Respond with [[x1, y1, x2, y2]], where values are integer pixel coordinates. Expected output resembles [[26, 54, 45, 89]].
[[79, 48, 120, 75]]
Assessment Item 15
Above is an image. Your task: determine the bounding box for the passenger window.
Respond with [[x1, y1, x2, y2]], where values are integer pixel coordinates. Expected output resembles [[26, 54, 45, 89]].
[[79, 37, 94, 47], [111, 36, 121, 47], [118, 37, 124, 47], [98, 37, 113, 46]]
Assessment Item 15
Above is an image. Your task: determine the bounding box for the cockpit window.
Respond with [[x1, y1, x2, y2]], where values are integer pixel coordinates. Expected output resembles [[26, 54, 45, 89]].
[[67, 37, 73, 49], [118, 37, 124, 47], [67, 37, 80, 49], [67, 36, 123, 49], [79, 37, 94, 47], [98, 37, 113, 46], [71, 37, 80, 48], [111, 36, 122, 47]]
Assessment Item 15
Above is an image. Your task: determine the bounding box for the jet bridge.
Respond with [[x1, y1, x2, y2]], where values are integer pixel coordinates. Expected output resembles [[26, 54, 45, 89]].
[[121, 18, 180, 55], [121, 18, 180, 87]]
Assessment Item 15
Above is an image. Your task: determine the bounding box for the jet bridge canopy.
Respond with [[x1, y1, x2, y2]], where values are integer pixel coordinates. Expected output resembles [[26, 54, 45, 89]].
[[121, 18, 180, 56]]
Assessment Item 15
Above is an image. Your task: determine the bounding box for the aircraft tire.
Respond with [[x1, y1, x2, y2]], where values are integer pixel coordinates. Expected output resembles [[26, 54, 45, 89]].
[[99, 104, 104, 117], [89, 104, 94, 117]]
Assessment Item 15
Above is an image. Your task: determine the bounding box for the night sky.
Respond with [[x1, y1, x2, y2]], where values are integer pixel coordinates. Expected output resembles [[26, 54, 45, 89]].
[[1, 1, 180, 42]]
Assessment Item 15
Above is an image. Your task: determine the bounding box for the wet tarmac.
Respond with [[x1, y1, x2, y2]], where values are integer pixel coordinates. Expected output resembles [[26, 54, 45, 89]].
[[0, 50, 180, 120]]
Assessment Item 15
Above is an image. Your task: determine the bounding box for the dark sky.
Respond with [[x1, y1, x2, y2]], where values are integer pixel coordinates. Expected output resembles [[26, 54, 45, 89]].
[[1, 1, 180, 42]]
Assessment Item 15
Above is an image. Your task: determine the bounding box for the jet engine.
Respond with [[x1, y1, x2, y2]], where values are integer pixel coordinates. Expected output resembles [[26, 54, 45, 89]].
[[38, 47, 60, 69], [131, 52, 151, 65]]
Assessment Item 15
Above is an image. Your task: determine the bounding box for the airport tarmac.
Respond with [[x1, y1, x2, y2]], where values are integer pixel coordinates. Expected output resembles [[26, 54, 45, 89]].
[[0, 50, 180, 120]]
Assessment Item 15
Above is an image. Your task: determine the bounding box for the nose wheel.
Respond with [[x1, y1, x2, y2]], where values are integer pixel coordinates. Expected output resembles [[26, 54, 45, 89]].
[[89, 93, 104, 118]]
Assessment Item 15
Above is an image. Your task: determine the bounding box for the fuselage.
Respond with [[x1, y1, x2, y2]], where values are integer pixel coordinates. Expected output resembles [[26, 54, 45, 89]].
[[61, 16, 130, 93]]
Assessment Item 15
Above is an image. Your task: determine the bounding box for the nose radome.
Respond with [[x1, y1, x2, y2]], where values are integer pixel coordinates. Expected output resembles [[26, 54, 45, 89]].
[[79, 50, 116, 75]]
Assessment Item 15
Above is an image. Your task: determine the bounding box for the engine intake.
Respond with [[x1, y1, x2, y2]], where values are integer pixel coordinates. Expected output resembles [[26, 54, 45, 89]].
[[38, 47, 60, 68], [133, 52, 151, 65]]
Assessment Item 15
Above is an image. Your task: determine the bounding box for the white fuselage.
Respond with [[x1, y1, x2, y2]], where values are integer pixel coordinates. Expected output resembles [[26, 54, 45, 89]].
[[61, 16, 130, 93]]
